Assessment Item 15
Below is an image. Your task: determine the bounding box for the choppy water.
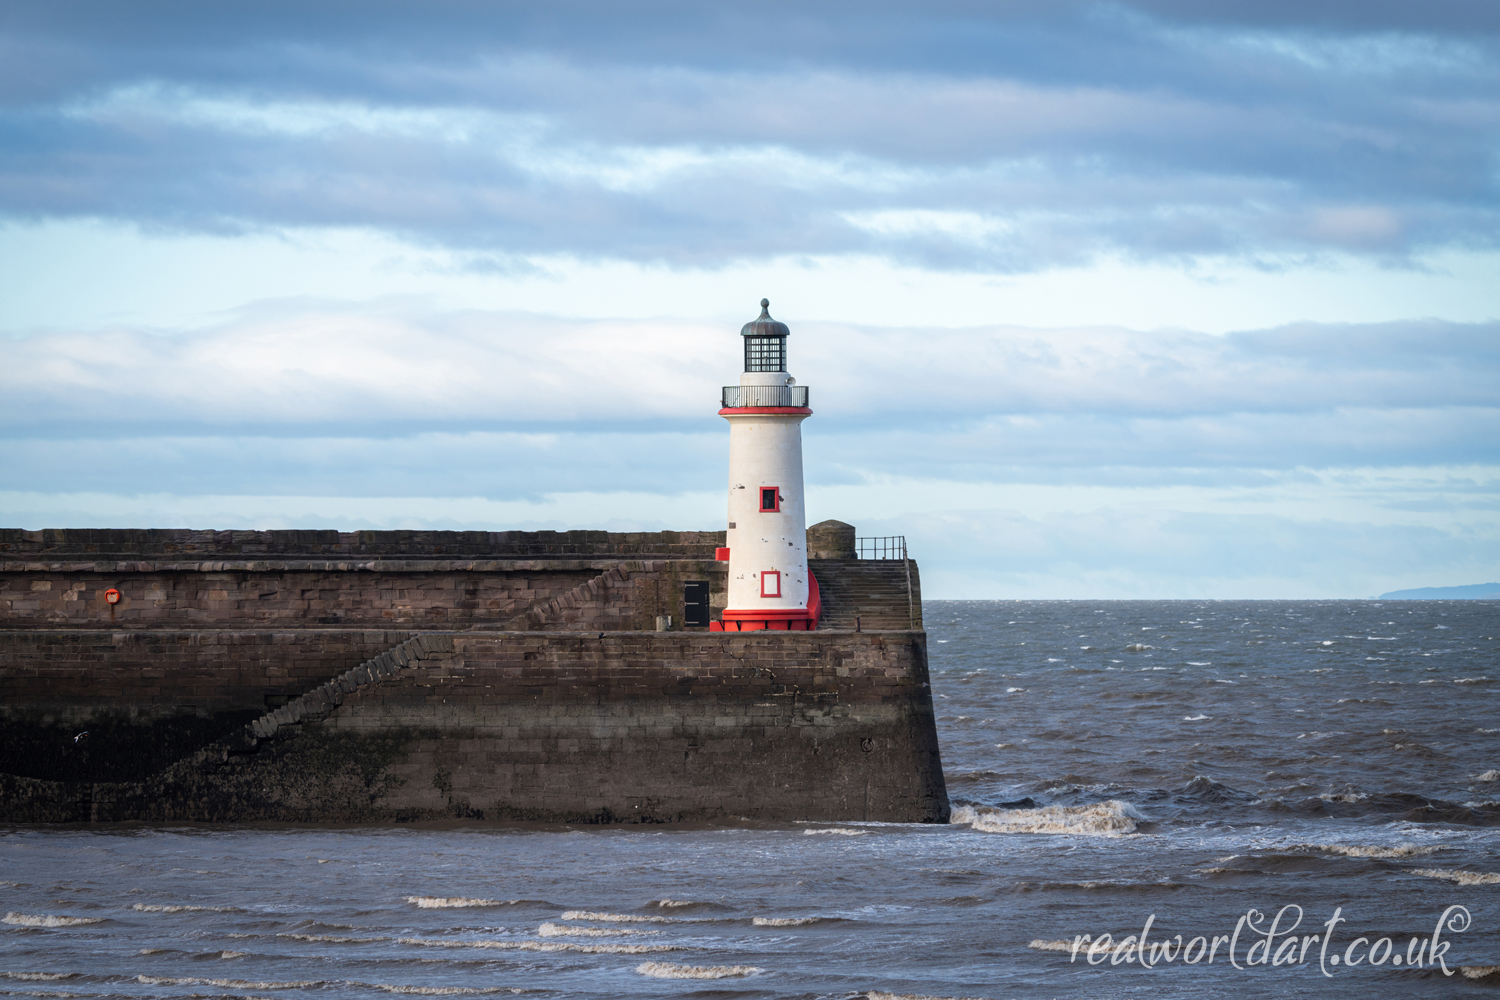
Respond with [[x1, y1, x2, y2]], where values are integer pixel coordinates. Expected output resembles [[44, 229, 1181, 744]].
[[3, 600, 1498, 998]]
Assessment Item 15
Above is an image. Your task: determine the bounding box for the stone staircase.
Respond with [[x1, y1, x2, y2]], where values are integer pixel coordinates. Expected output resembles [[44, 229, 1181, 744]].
[[809, 558, 921, 631], [247, 633, 453, 739]]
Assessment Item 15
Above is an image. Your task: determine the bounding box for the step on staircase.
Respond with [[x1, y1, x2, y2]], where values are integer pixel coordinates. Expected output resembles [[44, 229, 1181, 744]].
[[809, 559, 921, 631], [247, 633, 453, 739]]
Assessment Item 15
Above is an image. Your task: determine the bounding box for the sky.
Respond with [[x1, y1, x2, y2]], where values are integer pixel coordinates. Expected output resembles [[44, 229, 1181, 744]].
[[1, 0, 1497, 598]]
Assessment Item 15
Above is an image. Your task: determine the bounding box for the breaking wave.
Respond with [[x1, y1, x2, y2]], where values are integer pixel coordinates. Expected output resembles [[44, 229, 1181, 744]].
[[1412, 869, 1500, 886], [635, 962, 760, 979], [752, 916, 827, 927], [1462, 966, 1500, 980], [2, 914, 105, 928], [404, 897, 515, 909], [804, 828, 868, 836], [370, 987, 527, 995], [396, 937, 677, 955], [132, 903, 241, 913], [952, 800, 1145, 836], [536, 922, 656, 937], [1028, 939, 1076, 952], [558, 910, 678, 924], [136, 976, 317, 989], [1295, 843, 1442, 858], [1, 974, 77, 982]]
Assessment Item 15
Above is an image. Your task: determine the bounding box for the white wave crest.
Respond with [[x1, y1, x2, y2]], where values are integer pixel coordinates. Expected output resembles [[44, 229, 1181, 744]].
[[537, 922, 656, 937], [2, 914, 105, 928], [952, 800, 1145, 836], [1476, 770, 1500, 781], [1, 973, 77, 982], [558, 910, 675, 923], [1412, 869, 1500, 886], [396, 937, 677, 955], [635, 962, 760, 979], [752, 916, 825, 927], [1028, 939, 1076, 952], [866, 992, 991, 1000], [404, 897, 513, 909], [371, 987, 526, 995], [1462, 965, 1500, 979], [220, 951, 246, 959], [653, 899, 696, 908], [803, 828, 867, 836], [136, 976, 316, 989], [1455, 677, 1494, 684], [132, 903, 240, 913], [1296, 843, 1441, 858]]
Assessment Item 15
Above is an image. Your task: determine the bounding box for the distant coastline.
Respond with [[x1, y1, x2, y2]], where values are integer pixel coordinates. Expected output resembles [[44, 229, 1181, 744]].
[[1378, 583, 1500, 600]]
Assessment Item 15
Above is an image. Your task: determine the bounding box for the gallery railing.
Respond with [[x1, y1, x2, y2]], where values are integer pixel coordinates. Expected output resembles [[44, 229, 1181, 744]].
[[721, 385, 810, 408], [855, 535, 907, 560]]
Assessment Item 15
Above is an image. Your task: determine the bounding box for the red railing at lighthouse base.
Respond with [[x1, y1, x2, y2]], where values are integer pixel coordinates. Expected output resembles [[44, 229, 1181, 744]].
[[710, 571, 820, 632]]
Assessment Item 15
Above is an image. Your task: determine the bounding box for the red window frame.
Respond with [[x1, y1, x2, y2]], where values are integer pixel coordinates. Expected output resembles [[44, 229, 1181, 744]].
[[759, 486, 781, 512], [760, 570, 782, 598]]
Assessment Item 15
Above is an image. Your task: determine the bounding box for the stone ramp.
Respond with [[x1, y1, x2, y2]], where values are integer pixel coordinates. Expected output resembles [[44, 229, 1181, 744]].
[[810, 559, 921, 630], [247, 633, 454, 739]]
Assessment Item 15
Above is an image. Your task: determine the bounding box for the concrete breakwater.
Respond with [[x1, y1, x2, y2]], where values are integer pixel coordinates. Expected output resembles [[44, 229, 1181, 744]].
[[0, 528, 946, 825]]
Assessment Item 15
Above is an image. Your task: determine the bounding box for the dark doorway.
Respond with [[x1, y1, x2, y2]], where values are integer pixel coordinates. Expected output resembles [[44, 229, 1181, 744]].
[[683, 581, 711, 627]]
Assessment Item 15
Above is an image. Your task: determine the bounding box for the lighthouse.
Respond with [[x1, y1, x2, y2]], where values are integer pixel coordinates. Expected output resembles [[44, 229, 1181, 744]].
[[710, 299, 821, 632]]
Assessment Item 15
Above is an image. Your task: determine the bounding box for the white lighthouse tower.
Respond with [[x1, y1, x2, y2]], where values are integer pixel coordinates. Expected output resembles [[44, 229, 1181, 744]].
[[710, 299, 820, 632]]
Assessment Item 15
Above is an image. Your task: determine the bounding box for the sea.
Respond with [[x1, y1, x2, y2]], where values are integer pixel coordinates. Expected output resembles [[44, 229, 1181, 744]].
[[3, 600, 1497, 999]]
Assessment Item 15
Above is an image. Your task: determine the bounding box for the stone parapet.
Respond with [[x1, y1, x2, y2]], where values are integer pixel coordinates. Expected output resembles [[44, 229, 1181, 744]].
[[0, 528, 728, 560]]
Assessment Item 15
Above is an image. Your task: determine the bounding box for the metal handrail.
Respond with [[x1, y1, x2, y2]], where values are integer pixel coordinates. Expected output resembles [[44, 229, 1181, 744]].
[[855, 535, 907, 560], [721, 385, 810, 408]]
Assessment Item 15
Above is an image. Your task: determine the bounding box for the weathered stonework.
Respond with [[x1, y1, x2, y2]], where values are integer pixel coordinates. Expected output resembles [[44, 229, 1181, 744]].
[[0, 631, 947, 825], [0, 528, 947, 826]]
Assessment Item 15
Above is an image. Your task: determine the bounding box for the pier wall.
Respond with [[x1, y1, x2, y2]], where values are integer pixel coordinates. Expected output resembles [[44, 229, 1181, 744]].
[[0, 631, 948, 825]]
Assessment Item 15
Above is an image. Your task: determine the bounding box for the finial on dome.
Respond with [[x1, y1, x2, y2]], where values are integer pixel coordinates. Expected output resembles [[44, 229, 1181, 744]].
[[741, 300, 790, 339]]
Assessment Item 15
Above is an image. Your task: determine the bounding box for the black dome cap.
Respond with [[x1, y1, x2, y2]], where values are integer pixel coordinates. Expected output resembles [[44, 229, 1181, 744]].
[[740, 298, 790, 338]]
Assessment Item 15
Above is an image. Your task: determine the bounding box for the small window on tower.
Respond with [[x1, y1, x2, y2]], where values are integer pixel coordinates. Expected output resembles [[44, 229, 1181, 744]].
[[760, 487, 780, 512], [760, 570, 782, 598]]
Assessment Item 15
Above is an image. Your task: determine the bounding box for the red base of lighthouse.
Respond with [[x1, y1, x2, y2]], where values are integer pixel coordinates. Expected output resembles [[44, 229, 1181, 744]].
[[710, 573, 820, 632]]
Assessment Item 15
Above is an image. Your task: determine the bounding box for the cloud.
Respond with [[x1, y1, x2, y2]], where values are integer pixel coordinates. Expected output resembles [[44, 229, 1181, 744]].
[[1, 4, 1496, 269], [2, 303, 1495, 499]]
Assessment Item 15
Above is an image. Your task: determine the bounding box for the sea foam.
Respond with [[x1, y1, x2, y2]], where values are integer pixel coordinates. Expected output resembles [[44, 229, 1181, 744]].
[[396, 937, 677, 954], [752, 916, 826, 927], [404, 897, 514, 909], [952, 800, 1145, 836], [1295, 843, 1441, 859], [2, 914, 105, 928], [1412, 869, 1500, 886], [536, 922, 656, 937], [635, 962, 760, 979], [558, 910, 678, 923]]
